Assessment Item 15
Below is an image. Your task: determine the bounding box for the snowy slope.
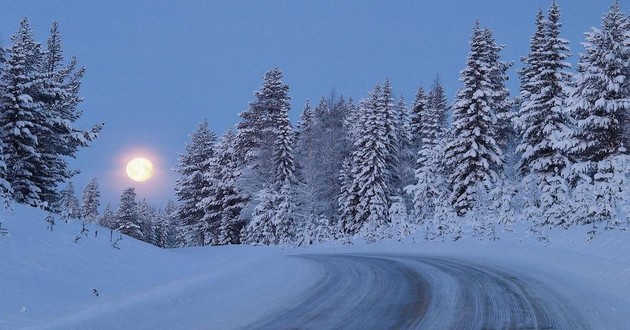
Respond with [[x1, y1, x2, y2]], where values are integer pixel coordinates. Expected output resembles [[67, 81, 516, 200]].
[[1, 205, 629, 329], [0, 205, 320, 329]]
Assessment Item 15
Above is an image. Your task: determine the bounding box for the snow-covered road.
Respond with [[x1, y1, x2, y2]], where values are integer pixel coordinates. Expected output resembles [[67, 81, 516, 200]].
[[251, 254, 588, 329]]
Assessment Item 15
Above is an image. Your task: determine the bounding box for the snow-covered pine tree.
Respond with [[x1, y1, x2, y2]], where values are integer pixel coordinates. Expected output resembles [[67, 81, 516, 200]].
[[162, 200, 179, 248], [294, 100, 320, 238], [428, 76, 449, 137], [212, 130, 247, 245], [55, 181, 81, 220], [348, 84, 395, 239], [236, 69, 299, 245], [274, 181, 298, 245], [484, 28, 514, 152], [0, 19, 101, 210], [149, 208, 167, 247], [272, 104, 296, 190], [81, 178, 100, 223], [98, 203, 115, 230], [174, 119, 217, 246], [381, 80, 400, 198], [445, 23, 505, 216], [114, 187, 143, 241], [515, 2, 573, 227], [409, 87, 428, 154], [242, 188, 277, 245], [0, 19, 48, 208], [410, 79, 448, 227], [310, 95, 350, 234], [38, 22, 101, 207], [244, 96, 298, 245], [567, 2, 630, 226], [395, 96, 415, 202], [338, 156, 359, 238], [235, 68, 291, 204], [136, 198, 156, 243]]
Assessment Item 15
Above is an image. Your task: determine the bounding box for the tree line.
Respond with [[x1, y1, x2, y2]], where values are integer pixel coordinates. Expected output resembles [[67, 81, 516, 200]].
[[164, 1, 629, 246], [5, 2, 629, 248]]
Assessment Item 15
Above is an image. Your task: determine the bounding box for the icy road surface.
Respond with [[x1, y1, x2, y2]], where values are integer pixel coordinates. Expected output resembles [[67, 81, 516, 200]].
[[251, 254, 587, 329]]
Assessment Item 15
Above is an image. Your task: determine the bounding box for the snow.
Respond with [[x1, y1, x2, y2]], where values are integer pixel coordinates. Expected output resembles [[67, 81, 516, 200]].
[[1, 204, 629, 328]]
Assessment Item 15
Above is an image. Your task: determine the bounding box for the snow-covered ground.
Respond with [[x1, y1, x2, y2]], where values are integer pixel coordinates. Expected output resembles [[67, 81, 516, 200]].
[[1, 205, 629, 329]]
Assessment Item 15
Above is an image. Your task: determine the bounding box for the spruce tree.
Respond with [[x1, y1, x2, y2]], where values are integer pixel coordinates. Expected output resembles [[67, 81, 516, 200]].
[[0, 19, 101, 209], [0, 19, 48, 207], [211, 130, 247, 245], [236, 68, 291, 197], [445, 23, 506, 216], [411, 79, 448, 226], [294, 100, 319, 236], [346, 84, 393, 238], [409, 87, 428, 153], [98, 203, 116, 230], [396, 96, 416, 198], [567, 1, 630, 226], [81, 178, 100, 223], [56, 181, 81, 220], [136, 198, 156, 243], [115, 187, 143, 240], [163, 200, 179, 247], [244, 95, 298, 245], [174, 119, 217, 246], [516, 2, 573, 227], [428, 76, 449, 136]]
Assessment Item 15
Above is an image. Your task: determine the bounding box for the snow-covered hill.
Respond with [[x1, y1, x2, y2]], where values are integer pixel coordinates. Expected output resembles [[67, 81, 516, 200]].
[[1, 205, 629, 329]]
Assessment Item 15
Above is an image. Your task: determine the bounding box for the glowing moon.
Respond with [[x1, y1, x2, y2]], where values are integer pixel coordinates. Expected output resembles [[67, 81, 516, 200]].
[[126, 158, 154, 182]]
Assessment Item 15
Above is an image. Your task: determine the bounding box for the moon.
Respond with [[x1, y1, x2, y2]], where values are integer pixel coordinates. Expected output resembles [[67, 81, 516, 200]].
[[126, 158, 154, 182]]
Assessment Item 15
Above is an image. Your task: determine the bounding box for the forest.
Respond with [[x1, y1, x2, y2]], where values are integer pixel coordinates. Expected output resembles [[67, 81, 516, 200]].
[[1, 2, 628, 248]]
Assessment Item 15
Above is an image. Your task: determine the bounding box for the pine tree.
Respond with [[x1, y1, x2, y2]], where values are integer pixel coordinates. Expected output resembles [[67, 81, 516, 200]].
[[114, 187, 143, 240], [244, 93, 298, 245], [381, 80, 400, 197], [174, 119, 217, 246], [162, 200, 179, 248], [484, 28, 514, 152], [235, 68, 291, 198], [567, 1, 630, 226], [242, 188, 277, 245], [515, 2, 573, 227], [236, 69, 298, 245], [56, 181, 81, 220], [428, 76, 449, 136], [445, 23, 505, 216], [0, 19, 48, 208], [211, 130, 247, 245], [345, 84, 393, 238], [98, 203, 115, 229], [409, 87, 428, 153], [272, 105, 296, 189], [81, 177, 100, 223], [0, 19, 101, 209], [396, 96, 416, 198], [274, 181, 298, 245], [294, 100, 320, 236], [411, 79, 448, 225], [136, 198, 156, 243]]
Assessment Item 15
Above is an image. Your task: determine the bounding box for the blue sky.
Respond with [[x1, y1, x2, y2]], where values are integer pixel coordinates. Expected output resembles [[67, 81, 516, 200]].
[[0, 0, 624, 208]]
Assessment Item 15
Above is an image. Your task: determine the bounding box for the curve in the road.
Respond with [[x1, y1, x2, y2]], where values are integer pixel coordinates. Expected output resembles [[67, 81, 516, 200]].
[[249, 254, 588, 330]]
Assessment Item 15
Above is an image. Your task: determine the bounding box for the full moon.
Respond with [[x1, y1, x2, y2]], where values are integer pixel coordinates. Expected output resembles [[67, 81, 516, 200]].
[[126, 158, 155, 182]]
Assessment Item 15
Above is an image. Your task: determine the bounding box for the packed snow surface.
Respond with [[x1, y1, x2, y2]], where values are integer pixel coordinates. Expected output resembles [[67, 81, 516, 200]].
[[1, 205, 629, 329]]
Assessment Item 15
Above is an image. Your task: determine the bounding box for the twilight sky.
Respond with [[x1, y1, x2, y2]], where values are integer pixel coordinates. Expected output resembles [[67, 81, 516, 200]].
[[0, 0, 625, 209]]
